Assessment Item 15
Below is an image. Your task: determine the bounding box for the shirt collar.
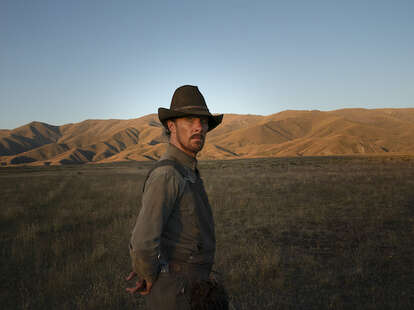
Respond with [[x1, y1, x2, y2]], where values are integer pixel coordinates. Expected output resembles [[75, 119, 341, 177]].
[[162, 143, 198, 171]]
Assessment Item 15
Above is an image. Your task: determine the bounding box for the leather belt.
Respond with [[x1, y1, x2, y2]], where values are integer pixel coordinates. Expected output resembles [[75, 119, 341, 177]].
[[167, 261, 212, 280]]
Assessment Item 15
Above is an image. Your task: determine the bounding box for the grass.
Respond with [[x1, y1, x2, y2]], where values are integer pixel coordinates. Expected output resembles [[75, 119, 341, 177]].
[[1, 156, 413, 309]]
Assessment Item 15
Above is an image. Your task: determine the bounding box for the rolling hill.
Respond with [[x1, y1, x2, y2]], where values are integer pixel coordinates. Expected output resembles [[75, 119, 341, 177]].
[[1, 108, 413, 166]]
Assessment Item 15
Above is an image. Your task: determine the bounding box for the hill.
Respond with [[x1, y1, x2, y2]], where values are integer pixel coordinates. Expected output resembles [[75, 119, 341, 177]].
[[1, 108, 413, 165]]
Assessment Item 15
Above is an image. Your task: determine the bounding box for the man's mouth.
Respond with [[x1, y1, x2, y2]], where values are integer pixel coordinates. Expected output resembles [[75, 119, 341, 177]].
[[191, 134, 203, 140]]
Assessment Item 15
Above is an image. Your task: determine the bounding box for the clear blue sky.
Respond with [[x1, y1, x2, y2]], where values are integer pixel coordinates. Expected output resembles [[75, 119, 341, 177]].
[[1, 0, 413, 129]]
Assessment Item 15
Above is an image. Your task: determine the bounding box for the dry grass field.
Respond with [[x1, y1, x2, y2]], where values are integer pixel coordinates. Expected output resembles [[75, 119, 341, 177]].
[[1, 155, 413, 309]]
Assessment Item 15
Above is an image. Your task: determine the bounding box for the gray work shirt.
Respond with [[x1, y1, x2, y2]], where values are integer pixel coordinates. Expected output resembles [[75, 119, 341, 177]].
[[130, 144, 216, 282]]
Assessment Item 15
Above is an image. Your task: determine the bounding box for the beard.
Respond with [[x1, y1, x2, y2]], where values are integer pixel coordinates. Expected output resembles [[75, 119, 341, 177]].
[[177, 131, 205, 154]]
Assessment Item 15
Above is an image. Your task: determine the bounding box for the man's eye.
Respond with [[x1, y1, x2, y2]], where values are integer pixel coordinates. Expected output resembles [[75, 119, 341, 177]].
[[186, 116, 208, 123]]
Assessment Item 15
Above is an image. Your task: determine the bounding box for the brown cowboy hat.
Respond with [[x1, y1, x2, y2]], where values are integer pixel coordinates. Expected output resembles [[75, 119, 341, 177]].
[[158, 85, 223, 132]]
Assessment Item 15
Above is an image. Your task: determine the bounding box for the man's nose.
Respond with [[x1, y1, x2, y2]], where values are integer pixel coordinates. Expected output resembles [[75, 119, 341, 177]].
[[192, 118, 203, 132]]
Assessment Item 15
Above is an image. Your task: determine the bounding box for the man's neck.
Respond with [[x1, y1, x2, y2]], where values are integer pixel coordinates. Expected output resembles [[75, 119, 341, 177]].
[[165, 143, 198, 171]]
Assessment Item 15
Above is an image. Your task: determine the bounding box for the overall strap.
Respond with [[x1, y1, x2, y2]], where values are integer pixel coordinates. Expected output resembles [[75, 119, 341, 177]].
[[142, 159, 189, 192]]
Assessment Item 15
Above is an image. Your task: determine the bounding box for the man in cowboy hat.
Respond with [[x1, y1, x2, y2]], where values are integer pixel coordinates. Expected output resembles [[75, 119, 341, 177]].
[[126, 85, 226, 309]]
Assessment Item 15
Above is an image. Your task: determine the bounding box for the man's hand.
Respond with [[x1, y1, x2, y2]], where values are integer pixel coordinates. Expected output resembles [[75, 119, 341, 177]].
[[125, 271, 153, 296]]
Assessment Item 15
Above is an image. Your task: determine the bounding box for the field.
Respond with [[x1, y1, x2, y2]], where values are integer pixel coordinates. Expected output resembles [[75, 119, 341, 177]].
[[1, 155, 414, 309]]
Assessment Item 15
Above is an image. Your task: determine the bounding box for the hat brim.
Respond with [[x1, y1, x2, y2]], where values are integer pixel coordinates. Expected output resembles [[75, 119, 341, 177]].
[[158, 108, 223, 132]]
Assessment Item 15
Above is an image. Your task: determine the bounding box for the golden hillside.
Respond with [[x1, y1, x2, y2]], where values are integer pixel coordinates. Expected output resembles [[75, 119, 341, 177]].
[[1, 108, 413, 165]]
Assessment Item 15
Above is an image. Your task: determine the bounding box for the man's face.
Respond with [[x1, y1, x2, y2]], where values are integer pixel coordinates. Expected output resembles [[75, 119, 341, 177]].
[[168, 116, 209, 157]]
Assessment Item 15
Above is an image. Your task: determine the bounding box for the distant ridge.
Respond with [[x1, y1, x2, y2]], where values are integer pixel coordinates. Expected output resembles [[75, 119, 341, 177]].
[[1, 108, 413, 166]]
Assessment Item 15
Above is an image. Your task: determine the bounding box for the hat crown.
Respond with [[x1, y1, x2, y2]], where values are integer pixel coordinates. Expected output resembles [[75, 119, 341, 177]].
[[170, 85, 209, 113], [158, 85, 223, 132]]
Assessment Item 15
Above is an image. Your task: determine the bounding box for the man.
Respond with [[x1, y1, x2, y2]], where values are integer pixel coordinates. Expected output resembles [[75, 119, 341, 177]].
[[126, 85, 227, 309]]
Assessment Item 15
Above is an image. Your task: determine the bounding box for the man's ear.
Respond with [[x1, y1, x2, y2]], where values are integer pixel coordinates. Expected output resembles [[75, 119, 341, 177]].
[[167, 119, 176, 134]]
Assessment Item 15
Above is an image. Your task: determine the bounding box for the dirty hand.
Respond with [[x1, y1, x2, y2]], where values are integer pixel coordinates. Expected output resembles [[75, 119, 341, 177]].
[[126, 271, 153, 295]]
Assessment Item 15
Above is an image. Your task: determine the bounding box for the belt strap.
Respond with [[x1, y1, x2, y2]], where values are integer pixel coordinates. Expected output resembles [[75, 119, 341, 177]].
[[167, 261, 212, 280]]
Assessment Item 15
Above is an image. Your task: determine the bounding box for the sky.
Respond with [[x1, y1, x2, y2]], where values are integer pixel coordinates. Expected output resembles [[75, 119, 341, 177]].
[[1, 0, 413, 129]]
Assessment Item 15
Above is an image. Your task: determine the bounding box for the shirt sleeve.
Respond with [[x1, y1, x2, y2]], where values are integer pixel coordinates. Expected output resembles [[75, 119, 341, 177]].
[[129, 166, 181, 283]]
